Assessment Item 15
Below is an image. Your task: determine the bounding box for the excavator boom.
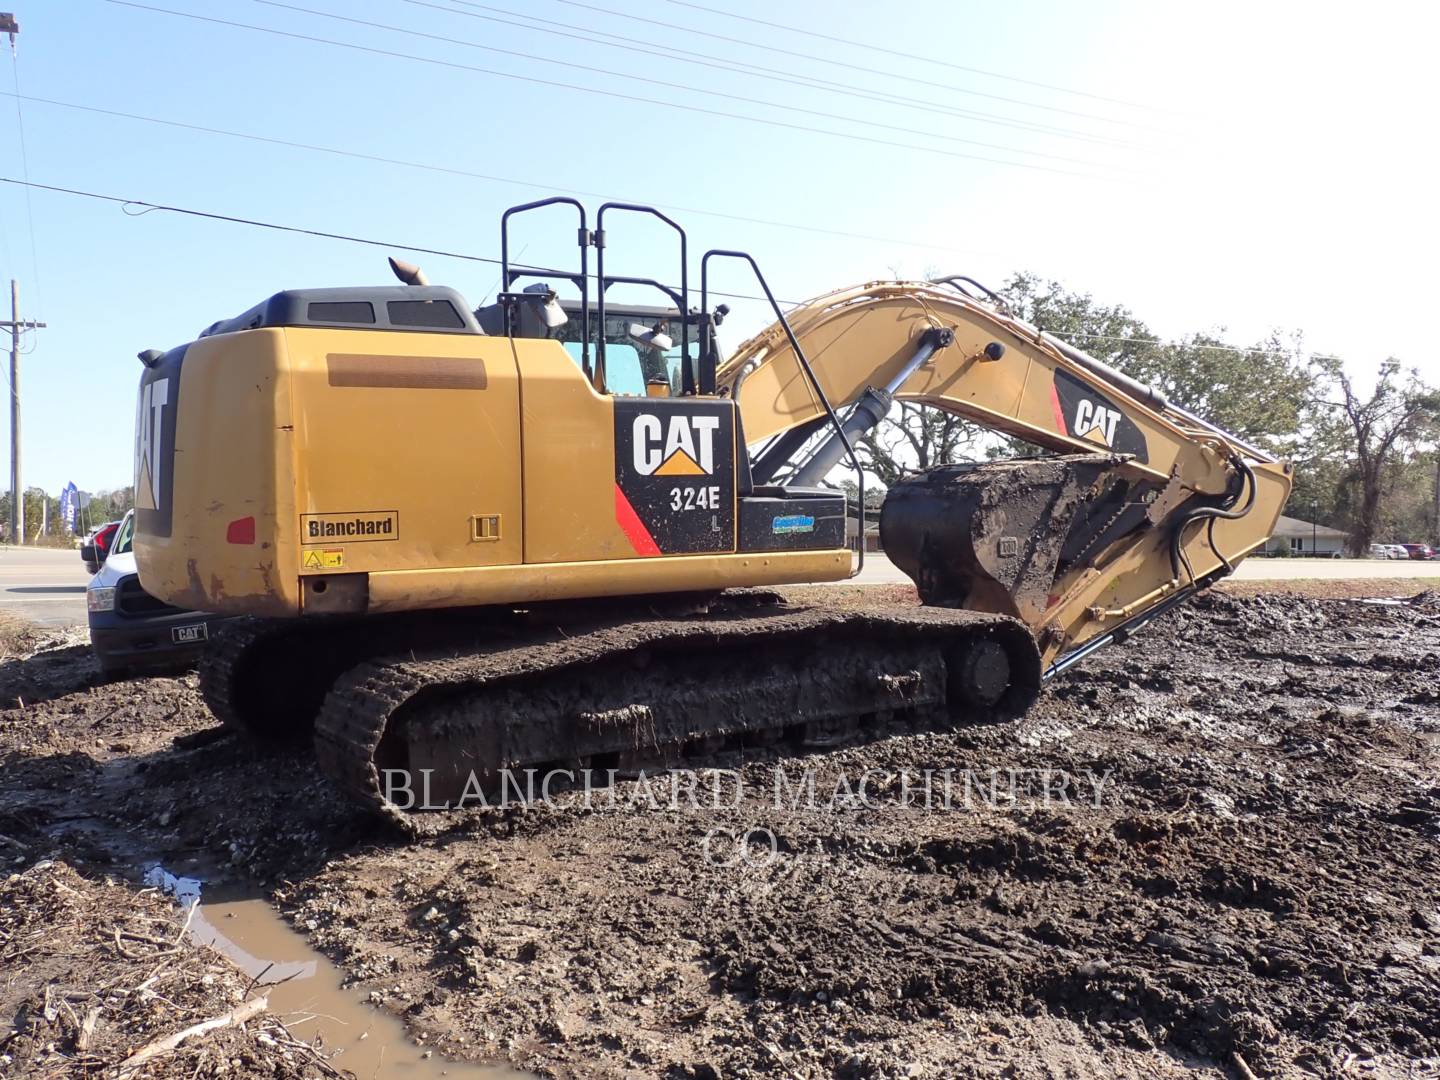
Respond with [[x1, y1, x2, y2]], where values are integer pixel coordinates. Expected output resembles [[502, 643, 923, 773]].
[[718, 280, 1290, 669]]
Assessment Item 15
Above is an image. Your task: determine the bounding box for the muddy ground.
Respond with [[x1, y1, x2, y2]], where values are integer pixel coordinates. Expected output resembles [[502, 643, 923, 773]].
[[1, 583, 1437, 1078]]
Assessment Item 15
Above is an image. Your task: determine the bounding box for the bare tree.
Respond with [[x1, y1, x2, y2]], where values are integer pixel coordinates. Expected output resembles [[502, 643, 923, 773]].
[[1313, 358, 1440, 553], [856, 403, 982, 487]]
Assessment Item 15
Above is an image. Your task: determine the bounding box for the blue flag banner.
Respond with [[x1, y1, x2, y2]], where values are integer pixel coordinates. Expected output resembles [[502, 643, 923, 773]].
[[60, 482, 79, 531]]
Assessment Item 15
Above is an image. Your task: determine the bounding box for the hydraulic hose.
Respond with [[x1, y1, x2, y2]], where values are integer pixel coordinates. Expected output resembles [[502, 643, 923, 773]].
[[1168, 454, 1258, 584]]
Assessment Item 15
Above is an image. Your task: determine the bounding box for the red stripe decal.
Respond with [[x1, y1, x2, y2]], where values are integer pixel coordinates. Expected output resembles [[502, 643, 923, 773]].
[[614, 483, 662, 556], [1049, 383, 1067, 434]]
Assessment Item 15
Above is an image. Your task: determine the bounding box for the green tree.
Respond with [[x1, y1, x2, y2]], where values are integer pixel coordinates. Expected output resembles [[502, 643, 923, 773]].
[[1283, 384, 1363, 536], [995, 274, 1312, 449], [995, 272, 1160, 373], [858, 273, 1316, 487], [84, 487, 135, 527], [1379, 448, 1439, 544]]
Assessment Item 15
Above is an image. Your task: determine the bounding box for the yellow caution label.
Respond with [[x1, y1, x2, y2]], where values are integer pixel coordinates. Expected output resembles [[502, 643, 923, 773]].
[[302, 548, 345, 570]]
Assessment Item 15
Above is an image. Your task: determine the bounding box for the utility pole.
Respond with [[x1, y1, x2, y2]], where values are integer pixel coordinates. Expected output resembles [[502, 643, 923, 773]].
[[3, 280, 46, 546]]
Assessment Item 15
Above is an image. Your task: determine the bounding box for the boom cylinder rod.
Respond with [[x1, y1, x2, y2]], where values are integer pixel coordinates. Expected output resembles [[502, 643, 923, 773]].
[[788, 327, 952, 488]]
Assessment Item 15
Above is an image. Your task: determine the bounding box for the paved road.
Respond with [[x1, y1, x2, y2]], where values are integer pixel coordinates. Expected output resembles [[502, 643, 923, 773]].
[[848, 553, 1440, 586], [1230, 558, 1440, 580], [0, 545, 93, 627], [1, 546, 1434, 630]]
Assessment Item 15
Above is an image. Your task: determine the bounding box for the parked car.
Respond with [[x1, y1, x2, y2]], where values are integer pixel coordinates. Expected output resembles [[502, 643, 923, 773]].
[[87, 511, 231, 677], [1401, 543, 1436, 560], [80, 519, 122, 574], [1367, 543, 1391, 559], [1385, 544, 1411, 559]]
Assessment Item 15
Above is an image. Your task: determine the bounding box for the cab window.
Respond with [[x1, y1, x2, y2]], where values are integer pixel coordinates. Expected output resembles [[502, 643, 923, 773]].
[[111, 513, 136, 556], [556, 313, 699, 396]]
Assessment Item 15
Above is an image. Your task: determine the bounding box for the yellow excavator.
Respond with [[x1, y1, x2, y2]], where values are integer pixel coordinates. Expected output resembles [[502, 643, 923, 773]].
[[132, 198, 1290, 820]]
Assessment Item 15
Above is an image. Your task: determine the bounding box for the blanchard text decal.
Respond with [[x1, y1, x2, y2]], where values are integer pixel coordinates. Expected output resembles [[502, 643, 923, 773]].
[[300, 510, 400, 543]]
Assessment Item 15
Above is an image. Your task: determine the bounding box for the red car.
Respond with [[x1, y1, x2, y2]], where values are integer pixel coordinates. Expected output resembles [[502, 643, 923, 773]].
[[1401, 543, 1436, 560], [81, 520, 122, 574]]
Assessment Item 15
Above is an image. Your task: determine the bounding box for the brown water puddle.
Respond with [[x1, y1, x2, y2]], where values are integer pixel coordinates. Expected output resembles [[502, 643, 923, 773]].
[[145, 867, 529, 1079]]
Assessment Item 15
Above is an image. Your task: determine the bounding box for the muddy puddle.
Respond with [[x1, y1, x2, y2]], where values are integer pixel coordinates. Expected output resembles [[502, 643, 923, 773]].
[[145, 867, 530, 1079]]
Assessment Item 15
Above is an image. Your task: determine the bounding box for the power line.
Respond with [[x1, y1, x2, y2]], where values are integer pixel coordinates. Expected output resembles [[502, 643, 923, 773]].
[[254, 0, 1135, 172], [3, 90, 1011, 258], [1049, 330, 1338, 361], [0, 176, 802, 306], [542, 0, 1163, 132], [432, 0, 1138, 150], [0, 176, 1343, 364], [662, 0, 1156, 112], [0, 176, 504, 261], [105, 1, 1124, 180]]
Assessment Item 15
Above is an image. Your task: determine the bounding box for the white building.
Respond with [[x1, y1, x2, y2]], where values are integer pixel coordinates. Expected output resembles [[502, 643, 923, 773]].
[[1264, 515, 1350, 557]]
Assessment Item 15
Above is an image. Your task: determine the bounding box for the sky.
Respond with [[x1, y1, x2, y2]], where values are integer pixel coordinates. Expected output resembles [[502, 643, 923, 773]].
[[1, 0, 1437, 494]]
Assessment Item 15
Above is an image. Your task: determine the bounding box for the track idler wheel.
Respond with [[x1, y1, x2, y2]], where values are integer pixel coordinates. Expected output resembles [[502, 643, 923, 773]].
[[948, 639, 1012, 709]]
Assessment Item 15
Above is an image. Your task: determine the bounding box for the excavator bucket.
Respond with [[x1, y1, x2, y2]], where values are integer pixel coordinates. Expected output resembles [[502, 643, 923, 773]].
[[880, 453, 1126, 624]]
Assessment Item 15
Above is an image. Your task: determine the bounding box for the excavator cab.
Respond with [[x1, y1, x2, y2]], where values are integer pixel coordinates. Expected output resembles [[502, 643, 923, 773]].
[[485, 195, 857, 561]]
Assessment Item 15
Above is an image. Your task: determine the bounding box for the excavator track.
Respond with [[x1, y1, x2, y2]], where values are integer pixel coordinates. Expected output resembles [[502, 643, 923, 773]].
[[200, 613, 469, 741], [311, 602, 1041, 828], [200, 592, 763, 741]]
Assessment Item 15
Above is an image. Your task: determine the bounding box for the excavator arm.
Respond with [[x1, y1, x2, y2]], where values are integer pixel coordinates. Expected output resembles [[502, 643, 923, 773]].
[[717, 281, 1292, 671]]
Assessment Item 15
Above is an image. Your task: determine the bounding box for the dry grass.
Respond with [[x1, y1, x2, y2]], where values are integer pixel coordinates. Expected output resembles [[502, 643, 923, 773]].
[[0, 612, 88, 666], [0, 612, 46, 659], [0, 861, 342, 1078]]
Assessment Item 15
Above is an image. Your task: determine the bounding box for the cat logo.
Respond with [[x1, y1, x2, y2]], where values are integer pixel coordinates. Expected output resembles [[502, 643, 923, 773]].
[[1072, 399, 1121, 447], [1050, 369, 1150, 463], [631, 413, 721, 476], [134, 377, 170, 512]]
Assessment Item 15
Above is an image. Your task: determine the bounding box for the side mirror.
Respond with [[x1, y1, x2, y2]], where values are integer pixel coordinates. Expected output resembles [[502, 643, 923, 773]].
[[629, 322, 673, 352], [81, 543, 97, 563], [522, 284, 567, 330]]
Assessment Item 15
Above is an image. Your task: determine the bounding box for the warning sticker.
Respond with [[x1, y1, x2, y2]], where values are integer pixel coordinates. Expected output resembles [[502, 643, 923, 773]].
[[302, 548, 345, 571]]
